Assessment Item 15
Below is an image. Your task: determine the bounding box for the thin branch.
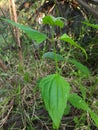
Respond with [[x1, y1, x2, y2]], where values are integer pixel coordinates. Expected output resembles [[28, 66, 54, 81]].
[[8, 0, 23, 62], [77, 0, 98, 20]]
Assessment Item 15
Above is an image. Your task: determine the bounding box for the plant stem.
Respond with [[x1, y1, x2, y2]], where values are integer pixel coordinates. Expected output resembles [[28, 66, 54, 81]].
[[51, 26, 59, 74]]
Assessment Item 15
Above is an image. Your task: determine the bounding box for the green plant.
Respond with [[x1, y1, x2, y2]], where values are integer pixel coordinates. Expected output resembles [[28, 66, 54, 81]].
[[0, 18, 47, 44], [39, 73, 70, 129], [1, 16, 98, 129], [83, 21, 98, 29], [40, 16, 98, 129]]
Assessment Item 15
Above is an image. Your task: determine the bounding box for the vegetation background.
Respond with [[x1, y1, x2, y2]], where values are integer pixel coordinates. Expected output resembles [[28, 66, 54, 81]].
[[0, 0, 98, 130]]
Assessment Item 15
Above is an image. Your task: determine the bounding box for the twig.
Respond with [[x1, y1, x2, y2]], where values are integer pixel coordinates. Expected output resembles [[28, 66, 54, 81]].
[[77, 0, 98, 20], [8, 0, 23, 62], [0, 59, 7, 71]]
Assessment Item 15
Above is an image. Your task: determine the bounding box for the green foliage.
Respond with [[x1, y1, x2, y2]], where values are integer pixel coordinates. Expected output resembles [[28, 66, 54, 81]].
[[69, 93, 90, 111], [43, 15, 64, 28], [68, 59, 90, 76], [69, 93, 98, 127], [39, 74, 70, 129], [89, 111, 98, 127], [83, 22, 98, 29], [1, 15, 98, 129], [60, 34, 87, 59], [79, 84, 87, 100], [24, 72, 31, 82], [0, 18, 47, 44], [43, 52, 64, 61]]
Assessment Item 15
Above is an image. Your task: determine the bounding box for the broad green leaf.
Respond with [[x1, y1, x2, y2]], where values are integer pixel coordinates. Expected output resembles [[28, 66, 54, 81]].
[[60, 34, 87, 59], [0, 18, 47, 44], [43, 52, 64, 61], [69, 93, 98, 127], [68, 59, 90, 76], [83, 22, 98, 29], [43, 15, 64, 28], [39, 74, 70, 129], [69, 94, 90, 111]]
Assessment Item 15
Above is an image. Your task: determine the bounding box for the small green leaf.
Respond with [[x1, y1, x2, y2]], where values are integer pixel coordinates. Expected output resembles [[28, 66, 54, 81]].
[[39, 74, 70, 129], [43, 52, 64, 61], [68, 59, 90, 76], [89, 111, 98, 127], [0, 18, 47, 44], [83, 22, 98, 29], [43, 15, 64, 28], [60, 34, 87, 59], [69, 94, 98, 127], [69, 94, 90, 111]]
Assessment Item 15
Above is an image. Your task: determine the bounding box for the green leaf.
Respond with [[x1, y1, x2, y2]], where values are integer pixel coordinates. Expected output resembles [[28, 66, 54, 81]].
[[43, 15, 64, 28], [83, 22, 98, 29], [69, 94, 90, 111], [39, 74, 70, 129], [68, 59, 90, 76], [43, 52, 64, 61], [89, 111, 98, 127], [60, 34, 87, 59], [0, 18, 47, 44], [69, 93, 98, 127]]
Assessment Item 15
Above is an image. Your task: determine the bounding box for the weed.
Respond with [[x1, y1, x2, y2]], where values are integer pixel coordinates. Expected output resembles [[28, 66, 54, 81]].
[[0, 16, 98, 130]]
